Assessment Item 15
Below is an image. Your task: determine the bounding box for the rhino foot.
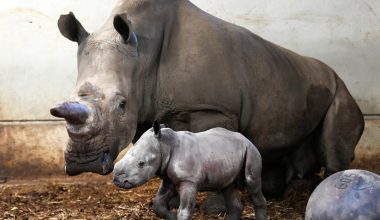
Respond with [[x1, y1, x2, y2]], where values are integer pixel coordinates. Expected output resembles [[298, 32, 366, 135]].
[[261, 166, 287, 197], [169, 196, 180, 209], [284, 174, 322, 197]]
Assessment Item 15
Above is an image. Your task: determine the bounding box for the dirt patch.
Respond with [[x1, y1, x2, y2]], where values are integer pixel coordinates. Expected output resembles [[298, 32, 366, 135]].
[[0, 155, 378, 220], [0, 178, 308, 220]]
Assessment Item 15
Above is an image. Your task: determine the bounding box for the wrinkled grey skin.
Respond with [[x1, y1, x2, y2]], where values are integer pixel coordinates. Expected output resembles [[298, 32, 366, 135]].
[[114, 124, 267, 220], [305, 169, 380, 220], [51, 0, 364, 195]]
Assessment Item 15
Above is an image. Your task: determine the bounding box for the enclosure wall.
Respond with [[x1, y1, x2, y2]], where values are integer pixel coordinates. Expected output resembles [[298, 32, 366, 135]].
[[0, 0, 379, 178]]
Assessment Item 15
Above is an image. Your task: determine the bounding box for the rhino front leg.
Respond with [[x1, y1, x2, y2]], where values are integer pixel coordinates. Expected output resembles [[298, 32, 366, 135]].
[[176, 181, 198, 220], [153, 178, 177, 220]]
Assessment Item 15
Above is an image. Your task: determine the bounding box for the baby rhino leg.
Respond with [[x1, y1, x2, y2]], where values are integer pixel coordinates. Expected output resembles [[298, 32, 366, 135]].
[[222, 183, 243, 220], [153, 178, 176, 220], [176, 181, 198, 220], [245, 146, 267, 220]]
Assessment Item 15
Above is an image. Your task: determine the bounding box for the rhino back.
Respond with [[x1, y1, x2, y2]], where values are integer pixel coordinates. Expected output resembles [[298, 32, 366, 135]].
[[157, 0, 336, 150], [167, 128, 247, 189]]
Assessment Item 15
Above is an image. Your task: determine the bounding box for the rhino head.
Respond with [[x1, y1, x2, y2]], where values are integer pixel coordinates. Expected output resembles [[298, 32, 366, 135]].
[[51, 12, 144, 176]]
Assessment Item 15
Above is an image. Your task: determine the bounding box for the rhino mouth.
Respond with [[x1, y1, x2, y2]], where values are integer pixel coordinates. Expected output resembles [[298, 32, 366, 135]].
[[64, 151, 114, 176]]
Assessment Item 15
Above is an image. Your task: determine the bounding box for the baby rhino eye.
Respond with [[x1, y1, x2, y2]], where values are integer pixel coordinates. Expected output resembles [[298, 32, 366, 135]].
[[118, 100, 126, 109], [137, 161, 145, 168]]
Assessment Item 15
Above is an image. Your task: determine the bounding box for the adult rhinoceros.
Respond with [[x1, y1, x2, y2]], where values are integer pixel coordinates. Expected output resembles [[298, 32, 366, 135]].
[[51, 0, 364, 197]]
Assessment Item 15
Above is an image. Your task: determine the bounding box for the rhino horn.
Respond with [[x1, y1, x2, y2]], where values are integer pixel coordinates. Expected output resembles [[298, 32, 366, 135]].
[[153, 120, 161, 138], [50, 102, 89, 125]]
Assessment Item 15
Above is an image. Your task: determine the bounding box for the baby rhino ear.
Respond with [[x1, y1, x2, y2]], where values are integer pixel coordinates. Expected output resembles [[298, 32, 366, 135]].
[[153, 120, 161, 138]]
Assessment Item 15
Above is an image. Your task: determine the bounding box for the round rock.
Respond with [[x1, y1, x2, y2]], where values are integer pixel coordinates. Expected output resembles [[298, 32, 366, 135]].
[[305, 169, 380, 220]]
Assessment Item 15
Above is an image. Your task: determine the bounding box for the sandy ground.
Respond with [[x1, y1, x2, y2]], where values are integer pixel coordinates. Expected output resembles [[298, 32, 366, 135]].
[[0, 154, 378, 220]]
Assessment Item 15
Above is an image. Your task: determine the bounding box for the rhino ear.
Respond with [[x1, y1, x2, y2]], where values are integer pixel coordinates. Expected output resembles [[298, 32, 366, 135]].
[[113, 13, 137, 46], [153, 120, 161, 138], [58, 12, 89, 44]]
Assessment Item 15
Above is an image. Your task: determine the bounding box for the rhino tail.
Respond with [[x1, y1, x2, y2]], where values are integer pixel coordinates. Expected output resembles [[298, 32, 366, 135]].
[[244, 143, 267, 219]]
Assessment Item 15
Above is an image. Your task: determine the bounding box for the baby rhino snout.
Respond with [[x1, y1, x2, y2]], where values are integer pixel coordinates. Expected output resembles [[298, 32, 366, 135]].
[[113, 160, 123, 174], [113, 174, 128, 185], [113, 161, 130, 189], [113, 161, 124, 180]]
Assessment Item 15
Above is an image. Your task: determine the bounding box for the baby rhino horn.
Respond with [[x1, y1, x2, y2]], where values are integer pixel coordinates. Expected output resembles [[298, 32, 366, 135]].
[[153, 120, 161, 138]]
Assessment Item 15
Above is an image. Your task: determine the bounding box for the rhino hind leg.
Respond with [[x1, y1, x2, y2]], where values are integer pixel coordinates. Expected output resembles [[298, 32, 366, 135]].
[[222, 183, 243, 220], [284, 133, 321, 184], [200, 191, 227, 215], [318, 76, 364, 177]]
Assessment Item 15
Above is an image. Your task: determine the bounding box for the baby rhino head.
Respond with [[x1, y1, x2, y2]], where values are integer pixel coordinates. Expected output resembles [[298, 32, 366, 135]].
[[113, 122, 162, 189]]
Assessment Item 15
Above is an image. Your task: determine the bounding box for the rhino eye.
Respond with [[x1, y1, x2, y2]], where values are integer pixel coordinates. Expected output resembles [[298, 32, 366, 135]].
[[137, 161, 145, 168], [118, 100, 126, 109]]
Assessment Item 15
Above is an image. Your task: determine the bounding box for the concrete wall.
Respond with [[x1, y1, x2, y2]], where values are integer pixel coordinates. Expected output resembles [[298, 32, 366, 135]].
[[0, 0, 118, 120], [0, 0, 379, 120], [192, 0, 380, 115], [0, 0, 379, 178]]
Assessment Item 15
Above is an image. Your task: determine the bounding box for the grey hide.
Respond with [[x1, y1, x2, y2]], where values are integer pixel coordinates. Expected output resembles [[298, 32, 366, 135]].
[[114, 124, 267, 220], [51, 0, 365, 195], [305, 169, 380, 220]]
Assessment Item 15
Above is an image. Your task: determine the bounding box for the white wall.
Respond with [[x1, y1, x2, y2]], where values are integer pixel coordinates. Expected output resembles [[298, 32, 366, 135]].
[[0, 0, 379, 120], [191, 0, 380, 114], [0, 0, 118, 120]]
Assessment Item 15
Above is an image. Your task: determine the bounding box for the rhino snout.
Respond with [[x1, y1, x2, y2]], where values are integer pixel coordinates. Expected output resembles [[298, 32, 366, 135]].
[[113, 162, 133, 189], [113, 173, 133, 189], [101, 151, 114, 174], [64, 151, 114, 176]]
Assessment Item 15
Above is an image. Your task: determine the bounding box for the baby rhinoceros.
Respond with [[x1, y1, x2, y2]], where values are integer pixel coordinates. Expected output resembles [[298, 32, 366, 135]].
[[113, 122, 267, 220]]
